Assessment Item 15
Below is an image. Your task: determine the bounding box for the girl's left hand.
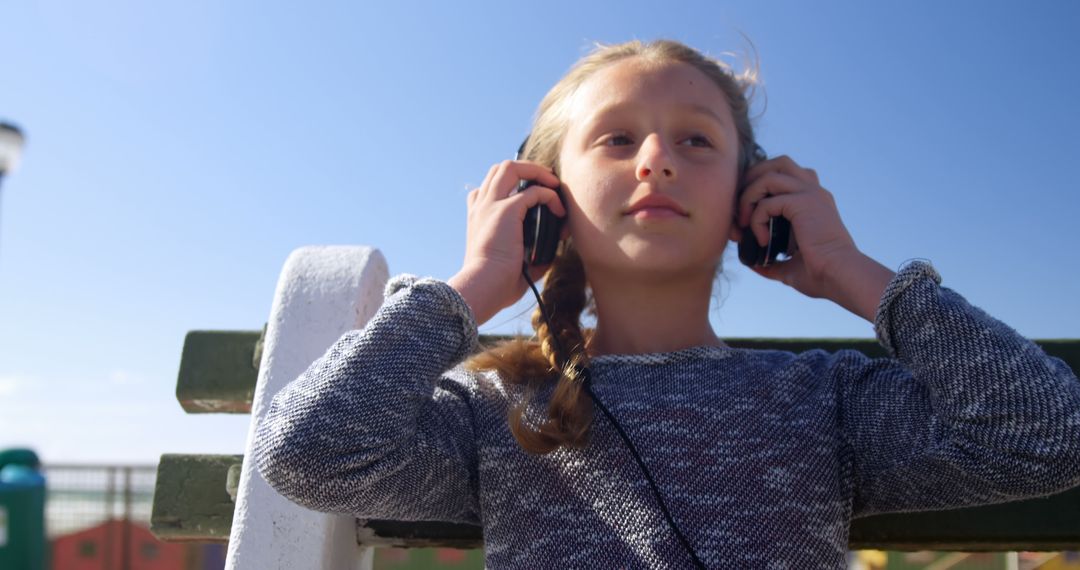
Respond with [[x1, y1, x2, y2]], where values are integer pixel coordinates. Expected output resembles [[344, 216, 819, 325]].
[[730, 155, 861, 300]]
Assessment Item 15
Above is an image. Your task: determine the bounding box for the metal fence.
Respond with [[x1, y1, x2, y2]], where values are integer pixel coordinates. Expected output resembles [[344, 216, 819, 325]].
[[42, 464, 224, 570], [44, 465, 156, 540]]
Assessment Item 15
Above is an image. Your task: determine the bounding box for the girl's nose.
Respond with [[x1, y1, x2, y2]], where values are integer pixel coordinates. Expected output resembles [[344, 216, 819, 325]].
[[636, 135, 676, 181], [637, 165, 674, 179]]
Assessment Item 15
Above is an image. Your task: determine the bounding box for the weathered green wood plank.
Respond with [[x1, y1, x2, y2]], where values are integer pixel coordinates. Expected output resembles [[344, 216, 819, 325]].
[[152, 453, 1080, 550], [176, 332, 1080, 413], [849, 485, 1080, 551], [176, 329, 263, 413], [150, 454, 243, 543]]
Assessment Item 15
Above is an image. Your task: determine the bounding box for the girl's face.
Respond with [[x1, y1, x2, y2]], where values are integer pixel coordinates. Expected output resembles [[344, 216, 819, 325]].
[[557, 57, 741, 281]]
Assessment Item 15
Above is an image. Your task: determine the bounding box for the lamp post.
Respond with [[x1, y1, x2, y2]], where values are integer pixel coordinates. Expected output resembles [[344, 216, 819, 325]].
[[0, 122, 25, 186], [0, 122, 26, 256]]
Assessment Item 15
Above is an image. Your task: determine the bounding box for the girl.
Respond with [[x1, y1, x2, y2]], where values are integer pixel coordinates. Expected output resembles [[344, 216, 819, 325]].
[[254, 39, 1080, 568]]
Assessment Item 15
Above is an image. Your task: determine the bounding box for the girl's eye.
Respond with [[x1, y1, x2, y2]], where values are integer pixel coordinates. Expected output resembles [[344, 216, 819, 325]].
[[601, 133, 712, 148], [683, 135, 713, 148]]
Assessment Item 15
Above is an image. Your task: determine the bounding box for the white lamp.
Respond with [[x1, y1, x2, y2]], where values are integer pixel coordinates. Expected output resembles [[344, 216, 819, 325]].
[[0, 122, 25, 177]]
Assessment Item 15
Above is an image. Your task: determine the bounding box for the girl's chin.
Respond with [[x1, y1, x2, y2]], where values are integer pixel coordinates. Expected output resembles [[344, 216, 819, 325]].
[[583, 244, 727, 278], [621, 236, 727, 258]]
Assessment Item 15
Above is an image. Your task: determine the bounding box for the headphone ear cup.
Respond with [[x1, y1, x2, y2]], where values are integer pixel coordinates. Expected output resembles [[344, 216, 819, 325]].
[[516, 134, 566, 266], [769, 216, 793, 262], [738, 217, 793, 267], [534, 206, 563, 266], [738, 226, 766, 267], [520, 179, 565, 266]]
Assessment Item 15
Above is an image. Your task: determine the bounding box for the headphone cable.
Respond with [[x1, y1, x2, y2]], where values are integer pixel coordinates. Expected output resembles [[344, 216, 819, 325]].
[[520, 263, 708, 569]]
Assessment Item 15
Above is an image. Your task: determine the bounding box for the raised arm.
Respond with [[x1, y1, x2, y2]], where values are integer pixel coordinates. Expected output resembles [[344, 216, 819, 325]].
[[830, 261, 1080, 518], [254, 274, 483, 525]]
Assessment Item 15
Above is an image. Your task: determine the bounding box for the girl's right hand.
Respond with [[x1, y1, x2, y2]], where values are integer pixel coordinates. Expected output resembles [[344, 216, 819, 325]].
[[447, 160, 566, 327]]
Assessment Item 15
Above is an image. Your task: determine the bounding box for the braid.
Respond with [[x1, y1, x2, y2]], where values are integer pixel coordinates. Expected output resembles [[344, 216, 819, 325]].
[[524, 245, 594, 452], [465, 244, 596, 455], [533, 245, 590, 375]]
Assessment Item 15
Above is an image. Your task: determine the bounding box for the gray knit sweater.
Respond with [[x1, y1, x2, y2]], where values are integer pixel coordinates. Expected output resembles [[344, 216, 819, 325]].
[[254, 260, 1080, 569]]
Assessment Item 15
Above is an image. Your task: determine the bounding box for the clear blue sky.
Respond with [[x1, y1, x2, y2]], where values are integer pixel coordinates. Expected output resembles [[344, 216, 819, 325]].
[[1, 1, 1077, 463]]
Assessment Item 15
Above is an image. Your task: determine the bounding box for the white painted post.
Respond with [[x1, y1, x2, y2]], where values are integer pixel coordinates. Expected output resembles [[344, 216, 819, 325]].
[[225, 246, 389, 570]]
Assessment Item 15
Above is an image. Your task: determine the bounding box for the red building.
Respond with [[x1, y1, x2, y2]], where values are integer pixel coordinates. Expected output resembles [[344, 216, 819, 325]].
[[51, 519, 223, 570]]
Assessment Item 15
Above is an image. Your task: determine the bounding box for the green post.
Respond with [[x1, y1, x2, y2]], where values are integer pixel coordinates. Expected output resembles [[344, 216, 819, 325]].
[[0, 448, 46, 570]]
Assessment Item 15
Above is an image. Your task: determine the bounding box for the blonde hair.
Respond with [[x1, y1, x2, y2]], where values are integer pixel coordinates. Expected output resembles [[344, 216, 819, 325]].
[[466, 38, 763, 455]]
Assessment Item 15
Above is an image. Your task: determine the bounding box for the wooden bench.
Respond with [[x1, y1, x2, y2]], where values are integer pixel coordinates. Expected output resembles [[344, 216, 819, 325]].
[[149, 246, 1080, 568]]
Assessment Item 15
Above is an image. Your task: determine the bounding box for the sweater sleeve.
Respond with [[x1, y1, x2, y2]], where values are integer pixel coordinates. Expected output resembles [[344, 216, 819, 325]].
[[833, 260, 1080, 519], [253, 274, 483, 525]]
